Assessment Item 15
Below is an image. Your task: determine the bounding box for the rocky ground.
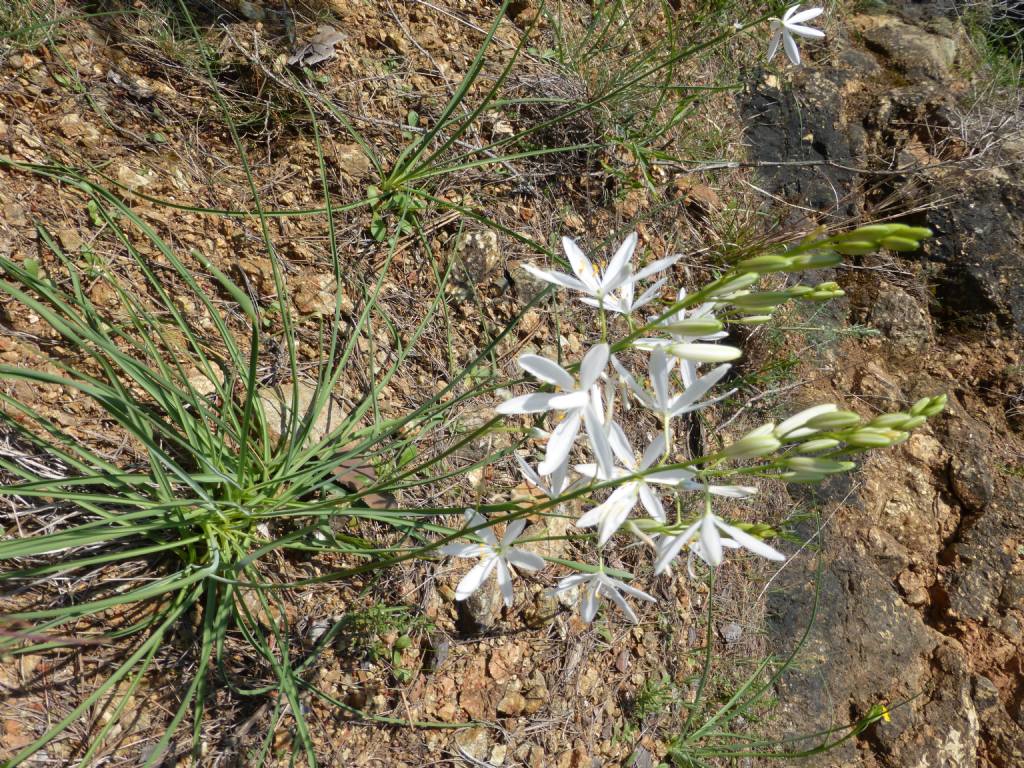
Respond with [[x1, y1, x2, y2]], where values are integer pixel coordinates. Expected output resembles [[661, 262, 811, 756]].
[[743, 5, 1024, 767], [0, 1, 1021, 767]]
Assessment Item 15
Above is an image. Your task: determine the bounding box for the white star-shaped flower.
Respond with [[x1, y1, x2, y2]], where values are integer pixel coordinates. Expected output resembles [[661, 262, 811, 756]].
[[441, 510, 546, 607], [653, 510, 785, 575], [496, 343, 609, 476], [551, 569, 657, 624], [767, 5, 825, 66], [575, 423, 689, 545], [613, 349, 735, 426], [523, 234, 679, 315]]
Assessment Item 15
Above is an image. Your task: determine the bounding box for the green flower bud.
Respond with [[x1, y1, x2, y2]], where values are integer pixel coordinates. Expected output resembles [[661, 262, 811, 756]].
[[838, 224, 902, 240], [708, 272, 760, 296], [895, 226, 933, 240], [805, 411, 862, 429], [657, 318, 725, 336], [723, 424, 781, 459], [785, 457, 856, 474], [832, 240, 878, 255], [798, 438, 842, 453], [845, 428, 902, 448], [869, 413, 912, 429], [785, 285, 815, 297], [879, 236, 921, 252], [667, 343, 743, 363], [728, 291, 792, 309], [734, 315, 774, 325], [922, 394, 947, 416], [737, 255, 794, 273], [901, 414, 927, 429], [781, 251, 844, 271]]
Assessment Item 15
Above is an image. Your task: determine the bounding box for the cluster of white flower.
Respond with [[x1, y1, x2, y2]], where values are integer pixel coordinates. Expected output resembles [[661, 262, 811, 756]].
[[439, 218, 942, 626], [436, 6, 946, 626]]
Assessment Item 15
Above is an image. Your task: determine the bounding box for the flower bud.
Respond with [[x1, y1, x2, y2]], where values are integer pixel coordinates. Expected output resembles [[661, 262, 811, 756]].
[[798, 438, 841, 453], [845, 428, 903, 448], [837, 224, 902, 240], [880, 236, 921, 252], [707, 272, 760, 297], [805, 411, 861, 429], [781, 251, 843, 271], [868, 413, 912, 429], [723, 424, 781, 459], [779, 470, 827, 483], [728, 291, 791, 309], [784, 457, 856, 474], [901, 414, 926, 429], [909, 393, 947, 417], [895, 225, 933, 240], [733, 315, 773, 325], [832, 240, 878, 255], [666, 343, 742, 363], [776, 404, 837, 438], [656, 318, 724, 336], [737, 255, 793, 273]]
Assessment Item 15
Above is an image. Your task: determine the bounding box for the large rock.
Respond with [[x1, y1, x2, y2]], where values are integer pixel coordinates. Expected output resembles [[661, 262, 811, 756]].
[[853, 15, 958, 81]]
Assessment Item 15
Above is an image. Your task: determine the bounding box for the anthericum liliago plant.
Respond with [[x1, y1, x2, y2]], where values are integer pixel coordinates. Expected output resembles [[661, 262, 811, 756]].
[[0, 4, 939, 766]]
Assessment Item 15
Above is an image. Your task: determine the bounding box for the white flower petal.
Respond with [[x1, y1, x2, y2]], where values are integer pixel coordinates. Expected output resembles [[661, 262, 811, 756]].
[[607, 421, 635, 468], [639, 433, 666, 470], [630, 254, 680, 284], [645, 468, 694, 486], [539, 409, 581, 476], [455, 556, 497, 601], [521, 262, 588, 293], [583, 405, 615, 479], [579, 343, 610, 389], [650, 348, 671, 409], [706, 484, 758, 498], [602, 580, 640, 623], [597, 489, 636, 546], [580, 582, 600, 623], [600, 233, 638, 292], [515, 453, 542, 487], [788, 24, 825, 38], [700, 513, 723, 567], [441, 542, 483, 558], [562, 236, 600, 292], [766, 27, 782, 62], [548, 390, 590, 410], [716, 520, 786, 561], [496, 558, 515, 607], [787, 7, 824, 25], [671, 363, 731, 412], [518, 354, 575, 389], [496, 392, 559, 415], [783, 31, 801, 65], [639, 483, 666, 522], [507, 548, 545, 572], [503, 519, 527, 544]]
